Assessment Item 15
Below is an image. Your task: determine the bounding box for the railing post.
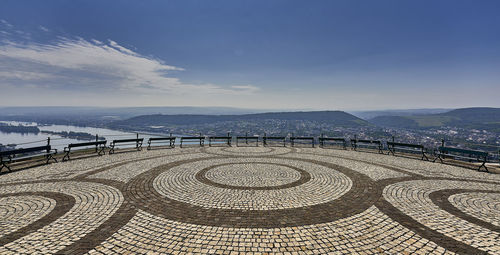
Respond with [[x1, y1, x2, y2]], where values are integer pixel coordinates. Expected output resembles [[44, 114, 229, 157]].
[[136, 133, 139, 149], [441, 138, 445, 147], [96, 134, 98, 152], [47, 137, 50, 153]]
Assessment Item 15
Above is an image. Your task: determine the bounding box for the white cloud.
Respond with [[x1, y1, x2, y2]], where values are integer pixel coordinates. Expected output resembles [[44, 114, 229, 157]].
[[39, 26, 49, 32], [0, 19, 13, 28], [0, 71, 54, 80], [0, 36, 259, 96]]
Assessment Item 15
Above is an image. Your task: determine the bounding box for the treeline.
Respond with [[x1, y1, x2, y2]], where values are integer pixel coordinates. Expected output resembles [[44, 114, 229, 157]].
[[0, 125, 40, 134], [41, 131, 106, 141]]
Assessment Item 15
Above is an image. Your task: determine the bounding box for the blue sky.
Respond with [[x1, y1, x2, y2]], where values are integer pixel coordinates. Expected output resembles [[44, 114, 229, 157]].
[[1, 0, 499, 110]]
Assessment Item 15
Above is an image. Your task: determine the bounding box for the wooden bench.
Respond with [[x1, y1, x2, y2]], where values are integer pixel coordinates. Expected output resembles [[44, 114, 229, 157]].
[[263, 135, 286, 147], [63, 140, 106, 161], [351, 139, 383, 153], [236, 136, 259, 146], [290, 136, 315, 147], [319, 137, 347, 149], [433, 146, 489, 172], [1, 145, 57, 172], [387, 141, 428, 160], [208, 136, 232, 147], [180, 136, 204, 148], [109, 138, 143, 154], [147, 137, 176, 150]]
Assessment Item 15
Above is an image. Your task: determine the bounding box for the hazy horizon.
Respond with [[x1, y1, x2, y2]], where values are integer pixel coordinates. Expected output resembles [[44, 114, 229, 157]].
[[1, 1, 500, 110]]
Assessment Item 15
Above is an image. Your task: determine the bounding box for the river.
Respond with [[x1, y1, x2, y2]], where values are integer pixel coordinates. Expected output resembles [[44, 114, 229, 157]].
[[0, 121, 176, 151]]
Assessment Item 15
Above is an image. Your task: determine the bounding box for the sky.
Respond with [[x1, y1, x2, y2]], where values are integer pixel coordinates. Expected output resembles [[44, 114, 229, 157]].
[[0, 0, 499, 110]]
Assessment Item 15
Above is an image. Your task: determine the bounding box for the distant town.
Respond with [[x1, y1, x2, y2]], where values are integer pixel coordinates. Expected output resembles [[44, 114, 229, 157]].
[[1, 107, 499, 155]]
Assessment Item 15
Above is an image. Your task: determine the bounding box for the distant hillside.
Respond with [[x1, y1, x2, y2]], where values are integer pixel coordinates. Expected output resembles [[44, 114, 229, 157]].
[[350, 108, 451, 120], [369, 107, 500, 131], [110, 111, 370, 129]]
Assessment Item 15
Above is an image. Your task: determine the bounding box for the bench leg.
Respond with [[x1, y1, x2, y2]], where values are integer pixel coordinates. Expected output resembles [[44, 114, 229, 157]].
[[388, 148, 395, 156], [98, 146, 106, 156], [422, 153, 429, 161], [62, 150, 71, 161], [432, 155, 443, 163], [109, 145, 115, 154], [1, 161, 12, 172], [478, 160, 489, 172], [422, 152, 429, 161], [46, 154, 57, 164]]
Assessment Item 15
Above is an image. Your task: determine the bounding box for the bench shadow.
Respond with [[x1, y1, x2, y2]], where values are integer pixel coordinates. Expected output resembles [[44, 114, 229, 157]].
[[62, 153, 104, 162], [0, 160, 54, 175], [207, 144, 231, 147]]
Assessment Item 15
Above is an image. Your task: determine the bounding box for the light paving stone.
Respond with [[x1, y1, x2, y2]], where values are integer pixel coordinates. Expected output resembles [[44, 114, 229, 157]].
[[283, 152, 409, 180], [153, 157, 352, 210], [89, 206, 454, 255], [0, 182, 123, 254], [384, 179, 500, 253], [88, 152, 213, 183], [0, 196, 56, 238], [449, 192, 500, 227], [1, 146, 499, 254]]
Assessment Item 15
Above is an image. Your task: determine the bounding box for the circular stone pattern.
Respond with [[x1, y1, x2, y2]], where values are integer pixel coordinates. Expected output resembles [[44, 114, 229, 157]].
[[0, 195, 56, 238], [204, 146, 292, 156], [202, 163, 304, 189], [153, 157, 352, 210], [449, 192, 500, 227]]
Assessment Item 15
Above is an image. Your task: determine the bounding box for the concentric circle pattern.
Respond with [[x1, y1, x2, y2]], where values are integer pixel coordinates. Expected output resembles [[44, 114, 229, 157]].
[[449, 192, 500, 227], [1, 146, 500, 254], [203, 163, 303, 188], [0, 195, 56, 238], [153, 157, 351, 210]]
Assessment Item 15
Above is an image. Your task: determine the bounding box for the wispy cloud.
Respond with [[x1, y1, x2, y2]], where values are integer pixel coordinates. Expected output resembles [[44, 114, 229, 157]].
[[39, 26, 49, 32], [0, 35, 259, 96], [0, 19, 13, 28]]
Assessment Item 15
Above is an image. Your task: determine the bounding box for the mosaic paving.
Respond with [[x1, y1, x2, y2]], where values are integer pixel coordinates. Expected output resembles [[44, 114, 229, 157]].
[[1, 146, 500, 254]]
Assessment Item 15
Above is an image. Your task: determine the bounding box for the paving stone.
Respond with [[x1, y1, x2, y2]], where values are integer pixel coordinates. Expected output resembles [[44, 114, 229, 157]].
[[0, 146, 499, 254]]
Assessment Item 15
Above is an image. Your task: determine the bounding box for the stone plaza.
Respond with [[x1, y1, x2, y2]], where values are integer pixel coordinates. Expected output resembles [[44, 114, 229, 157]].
[[0, 146, 499, 254]]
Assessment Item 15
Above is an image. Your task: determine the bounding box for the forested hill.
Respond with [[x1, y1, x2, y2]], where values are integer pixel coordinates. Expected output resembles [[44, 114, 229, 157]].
[[369, 107, 500, 131], [110, 111, 370, 128]]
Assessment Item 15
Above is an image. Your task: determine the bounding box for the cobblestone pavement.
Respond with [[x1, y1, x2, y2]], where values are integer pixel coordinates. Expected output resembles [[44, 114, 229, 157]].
[[1, 146, 499, 254]]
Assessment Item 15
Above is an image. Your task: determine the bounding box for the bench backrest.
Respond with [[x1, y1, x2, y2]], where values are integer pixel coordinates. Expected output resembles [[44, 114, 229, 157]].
[[291, 137, 314, 140], [387, 142, 423, 149], [209, 136, 231, 139], [237, 136, 259, 139], [181, 137, 204, 140], [68, 141, 106, 148], [319, 137, 345, 142], [352, 139, 381, 144], [439, 146, 488, 157], [112, 138, 143, 143], [0, 145, 51, 157], [149, 137, 176, 141]]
